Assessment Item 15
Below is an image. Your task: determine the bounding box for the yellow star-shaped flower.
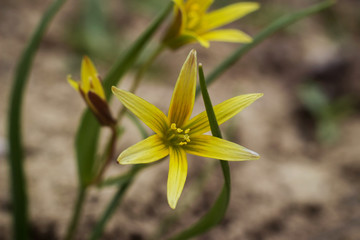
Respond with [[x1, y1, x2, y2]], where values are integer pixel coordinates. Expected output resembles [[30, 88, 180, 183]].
[[112, 50, 262, 209], [163, 0, 259, 48]]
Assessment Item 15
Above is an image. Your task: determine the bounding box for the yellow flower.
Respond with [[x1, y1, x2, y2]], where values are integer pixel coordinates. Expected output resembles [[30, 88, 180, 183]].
[[112, 50, 262, 209], [163, 0, 259, 48], [68, 56, 115, 126]]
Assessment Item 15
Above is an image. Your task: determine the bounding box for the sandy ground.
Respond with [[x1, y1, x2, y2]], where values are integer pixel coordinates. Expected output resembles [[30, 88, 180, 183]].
[[1, 0, 360, 239]]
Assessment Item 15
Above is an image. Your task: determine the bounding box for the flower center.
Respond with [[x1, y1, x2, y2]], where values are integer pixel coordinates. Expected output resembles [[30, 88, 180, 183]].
[[167, 123, 191, 146], [186, 3, 202, 30]]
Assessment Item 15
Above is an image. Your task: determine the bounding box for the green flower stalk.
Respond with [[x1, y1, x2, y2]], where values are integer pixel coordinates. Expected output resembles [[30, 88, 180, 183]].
[[163, 0, 259, 49], [112, 50, 262, 209]]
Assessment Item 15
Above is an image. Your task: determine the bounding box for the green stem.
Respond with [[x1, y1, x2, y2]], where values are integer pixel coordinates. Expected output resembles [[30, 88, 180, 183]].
[[7, 0, 67, 239], [89, 170, 137, 240], [92, 125, 118, 185], [64, 187, 87, 240], [117, 44, 166, 121]]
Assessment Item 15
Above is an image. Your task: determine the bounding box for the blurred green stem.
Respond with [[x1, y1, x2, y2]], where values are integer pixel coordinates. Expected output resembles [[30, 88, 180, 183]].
[[93, 125, 118, 184], [64, 187, 87, 240], [117, 44, 166, 121], [7, 0, 67, 239], [89, 166, 142, 240]]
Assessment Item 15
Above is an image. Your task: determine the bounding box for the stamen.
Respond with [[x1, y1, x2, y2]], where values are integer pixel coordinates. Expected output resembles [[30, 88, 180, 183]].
[[168, 123, 191, 146]]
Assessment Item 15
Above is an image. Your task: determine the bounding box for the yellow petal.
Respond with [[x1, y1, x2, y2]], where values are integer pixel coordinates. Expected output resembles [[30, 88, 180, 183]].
[[112, 87, 169, 136], [67, 75, 80, 91], [184, 93, 263, 136], [185, 0, 213, 14], [201, 29, 252, 43], [81, 56, 106, 99], [183, 31, 210, 47], [167, 147, 188, 209], [200, 2, 260, 32], [168, 50, 197, 127], [184, 135, 259, 161], [118, 135, 169, 164]]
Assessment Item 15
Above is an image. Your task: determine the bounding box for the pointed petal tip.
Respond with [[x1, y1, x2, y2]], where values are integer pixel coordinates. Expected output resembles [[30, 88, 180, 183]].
[[111, 86, 118, 93], [188, 49, 197, 63], [247, 149, 260, 159], [67, 75, 79, 90], [251, 2, 261, 10], [111, 86, 123, 96], [189, 49, 197, 56], [168, 200, 177, 209]]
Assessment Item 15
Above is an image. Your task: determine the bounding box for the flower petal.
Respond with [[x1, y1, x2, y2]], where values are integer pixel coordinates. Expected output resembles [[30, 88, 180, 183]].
[[184, 93, 263, 136], [200, 2, 260, 32], [112, 87, 169, 136], [67, 75, 79, 91], [185, 135, 259, 161], [201, 29, 252, 44], [81, 56, 106, 99], [118, 135, 169, 164], [167, 147, 188, 209], [185, 0, 214, 14], [183, 31, 210, 47], [168, 50, 197, 127]]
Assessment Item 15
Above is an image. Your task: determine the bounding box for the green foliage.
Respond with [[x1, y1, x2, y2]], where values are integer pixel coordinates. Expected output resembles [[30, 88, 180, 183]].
[[7, 0, 67, 239], [75, 111, 101, 186]]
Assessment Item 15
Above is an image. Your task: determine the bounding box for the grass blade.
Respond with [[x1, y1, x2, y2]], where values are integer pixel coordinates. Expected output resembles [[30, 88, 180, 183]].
[[7, 0, 67, 239]]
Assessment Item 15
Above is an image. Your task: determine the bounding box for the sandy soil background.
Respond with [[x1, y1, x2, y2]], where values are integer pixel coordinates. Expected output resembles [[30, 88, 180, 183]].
[[1, 0, 360, 239]]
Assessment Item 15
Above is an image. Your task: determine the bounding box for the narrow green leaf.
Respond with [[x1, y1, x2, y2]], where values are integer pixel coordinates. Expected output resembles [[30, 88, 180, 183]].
[[195, 0, 336, 95], [75, 111, 100, 186], [7, 0, 67, 239], [75, 2, 172, 186], [169, 65, 231, 240]]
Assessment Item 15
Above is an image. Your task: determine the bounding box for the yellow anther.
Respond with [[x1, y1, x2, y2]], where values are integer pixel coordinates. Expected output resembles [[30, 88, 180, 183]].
[[171, 123, 177, 130], [177, 128, 183, 133], [179, 142, 187, 146], [185, 129, 190, 134]]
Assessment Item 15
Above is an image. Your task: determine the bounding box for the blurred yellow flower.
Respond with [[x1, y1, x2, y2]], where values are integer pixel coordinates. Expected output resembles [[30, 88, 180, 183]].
[[112, 50, 262, 209], [163, 0, 259, 48], [68, 56, 115, 126]]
